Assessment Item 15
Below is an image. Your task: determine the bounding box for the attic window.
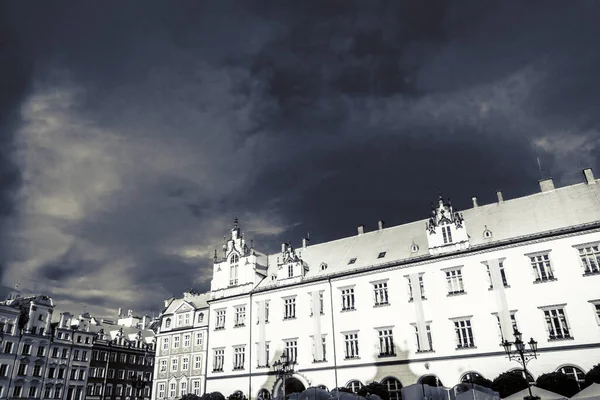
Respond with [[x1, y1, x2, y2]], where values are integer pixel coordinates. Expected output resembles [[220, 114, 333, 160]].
[[378, 252, 387, 259], [320, 263, 328, 271], [410, 243, 419, 253], [348, 258, 357, 265]]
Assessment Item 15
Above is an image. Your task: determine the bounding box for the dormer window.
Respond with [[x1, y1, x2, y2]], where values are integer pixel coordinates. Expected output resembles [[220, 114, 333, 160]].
[[442, 226, 453, 244], [348, 258, 357, 265], [229, 254, 239, 286], [378, 252, 387, 259], [165, 318, 171, 328]]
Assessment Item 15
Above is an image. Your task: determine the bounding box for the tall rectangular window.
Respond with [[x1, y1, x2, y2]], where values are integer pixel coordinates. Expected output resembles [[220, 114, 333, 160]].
[[529, 253, 555, 282], [543, 307, 571, 340], [373, 282, 389, 306], [162, 337, 169, 350], [284, 340, 298, 362], [194, 355, 202, 370], [288, 264, 294, 278], [284, 298, 296, 320], [213, 349, 224, 372], [182, 357, 189, 371], [414, 324, 433, 352], [183, 334, 190, 347], [341, 288, 355, 311], [408, 276, 425, 301], [180, 381, 187, 397], [487, 262, 509, 288], [235, 306, 246, 327], [171, 357, 178, 372], [158, 384, 165, 399], [378, 329, 395, 356], [310, 293, 324, 316], [173, 336, 180, 349], [495, 313, 519, 342], [159, 360, 167, 372], [193, 381, 201, 396], [442, 226, 453, 244], [169, 383, 176, 399], [195, 332, 203, 346], [445, 268, 465, 295], [265, 301, 270, 322], [215, 310, 226, 330], [311, 336, 326, 362], [344, 333, 359, 359], [233, 346, 245, 370], [453, 319, 475, 349], [230, 255, 239, 286], [576, 244, 600, 275]]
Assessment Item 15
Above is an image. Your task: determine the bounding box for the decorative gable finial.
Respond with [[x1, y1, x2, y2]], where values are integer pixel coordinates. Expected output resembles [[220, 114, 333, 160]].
[[233, 217, 239, 230], [425, 194, 464, 233]]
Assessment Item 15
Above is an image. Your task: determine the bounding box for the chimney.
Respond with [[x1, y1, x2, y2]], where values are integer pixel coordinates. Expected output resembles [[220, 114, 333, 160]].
[[583, 168, 596, 184], [302, 237, 309, 249], [142, 315, 147, 329], [357, 225, 365, 235], [377, 220, 384, 232], [471, 197, 478, 208], [539, 178, 555, 192], [496, 190, 504, 203], [117, 308, 122, 318], [281, 243, 286, 253]]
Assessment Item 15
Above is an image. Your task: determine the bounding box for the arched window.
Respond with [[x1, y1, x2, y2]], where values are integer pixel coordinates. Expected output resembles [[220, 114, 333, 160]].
[[381, 378, 403, 400], [460, 372, 485, 383], [510, 369, 534, 383], [165, 318, 171, 328], [419, 375, 443, 387], [346, 381, 363, 393], [198, 313, 204, 323], [257, 389, 270, 400], [230, 254, 239, 286], [557, 366, 586, 389]]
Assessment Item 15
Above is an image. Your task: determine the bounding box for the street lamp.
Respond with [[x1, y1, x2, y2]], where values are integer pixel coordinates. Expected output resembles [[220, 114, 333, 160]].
[[131, 375, 148, 400], [502, 328, 539, 400], [272, 353, 296, 400]]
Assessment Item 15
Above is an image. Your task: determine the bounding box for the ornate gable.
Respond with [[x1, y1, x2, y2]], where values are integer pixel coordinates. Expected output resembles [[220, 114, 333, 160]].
[[425, 195, 469, 255]]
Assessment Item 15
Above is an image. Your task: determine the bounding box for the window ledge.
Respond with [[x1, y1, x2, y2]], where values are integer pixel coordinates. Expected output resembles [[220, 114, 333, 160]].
[[455, 346, 477, 351], [548, 336, 574, 342], [233, 324, 246, 328], [255, 365, 270, 369], [312, 359, 327, 364], [211, 369, 223, 373], [408, 297, 427, 303], [583, 271, 600, 277], [416, 349, 435, 354], [283, 317, 297, 321], [344, 356, 361, 360], [374, 302, 390, 308], [341, 308, 356, 313], [377, 353, 396, 358], [488, 285, 510, 291], [533, 278, 557, 284], [447, 291, 467, 297], [214, 327, 225, 331], [309, 312, 326, 317], [232, 367, 244, 371]]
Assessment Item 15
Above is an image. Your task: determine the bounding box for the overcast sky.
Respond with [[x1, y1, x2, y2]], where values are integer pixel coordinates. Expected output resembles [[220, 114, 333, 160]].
[[1, 1, 600, 318]]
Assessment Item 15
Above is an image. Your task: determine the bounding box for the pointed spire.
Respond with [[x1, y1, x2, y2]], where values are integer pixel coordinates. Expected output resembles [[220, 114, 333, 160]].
[[233, 217, 239, 230], [214, 249, 218, 262]]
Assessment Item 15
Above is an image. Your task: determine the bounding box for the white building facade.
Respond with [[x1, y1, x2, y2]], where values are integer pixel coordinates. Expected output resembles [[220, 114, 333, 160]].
[[151, 292, 209, 400], [199, 169, 599, 399]]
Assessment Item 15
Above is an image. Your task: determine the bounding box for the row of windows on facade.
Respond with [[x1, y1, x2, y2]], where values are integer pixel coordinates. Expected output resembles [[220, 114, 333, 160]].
[[164, 312, 205, 329], [86, 383, 151, 398], [156, 380, 201, 399], [208, 304, 595, 373], [2, 384, 148, 400], [158, 355, 204, 373], [215, 245, 600, 328], [160, 331, 203, 351], [0, 362, 153, 383], [55, 331, 92, 344], [89, 367, 152, 381], [90, 350, 154, 366]]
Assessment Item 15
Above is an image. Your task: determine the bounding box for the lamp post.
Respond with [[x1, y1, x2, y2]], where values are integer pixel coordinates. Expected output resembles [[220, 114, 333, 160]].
[[272, 353, 296, 400], [502, 328, 539, 400], [131, 374, 148, 400]]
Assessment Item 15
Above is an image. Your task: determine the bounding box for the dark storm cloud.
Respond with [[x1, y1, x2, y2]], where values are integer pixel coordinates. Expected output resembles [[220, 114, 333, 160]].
[[2, 0, 600, 315]]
